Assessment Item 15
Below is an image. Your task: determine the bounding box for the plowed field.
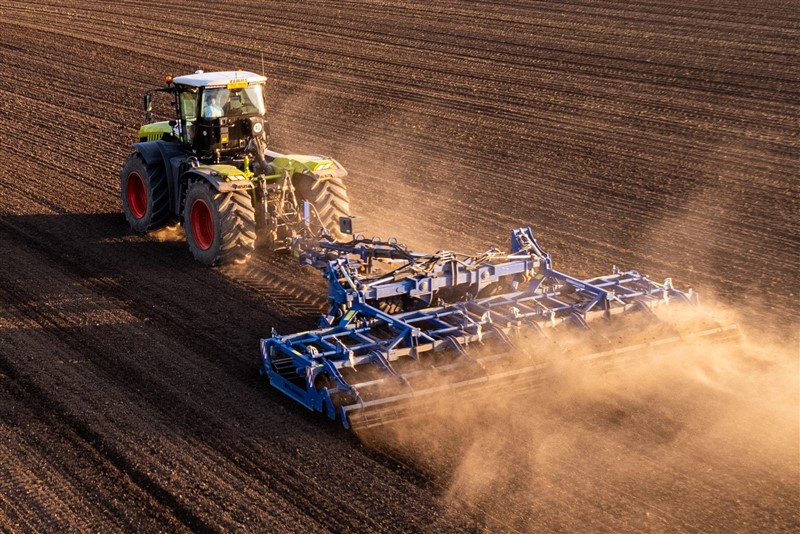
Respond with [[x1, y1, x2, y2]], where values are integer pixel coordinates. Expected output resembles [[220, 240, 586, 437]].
[[1, 1, 798, 532]]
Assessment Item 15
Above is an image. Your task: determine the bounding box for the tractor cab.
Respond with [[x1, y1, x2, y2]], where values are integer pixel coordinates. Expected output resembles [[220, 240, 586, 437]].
[[143, 70, 269, 159]]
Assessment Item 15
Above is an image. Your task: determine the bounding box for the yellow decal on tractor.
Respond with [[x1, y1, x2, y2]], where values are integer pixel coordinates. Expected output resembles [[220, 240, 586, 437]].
[[227, 80, 249, 90]]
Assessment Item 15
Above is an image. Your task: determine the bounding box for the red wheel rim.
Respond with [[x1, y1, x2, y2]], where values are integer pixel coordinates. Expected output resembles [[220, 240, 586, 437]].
[[190, 198, 214, 250], [127, 171, 147, 219]]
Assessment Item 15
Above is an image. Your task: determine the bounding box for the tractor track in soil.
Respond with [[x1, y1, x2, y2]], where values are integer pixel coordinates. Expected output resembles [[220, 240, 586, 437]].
[[1, 0, 798, 532]]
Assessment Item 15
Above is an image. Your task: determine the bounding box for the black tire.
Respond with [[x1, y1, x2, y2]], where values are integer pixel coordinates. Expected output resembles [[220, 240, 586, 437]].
[[183, 181, 256, 266], [294, 175, 350, 241], [120, 152, 170, 232]]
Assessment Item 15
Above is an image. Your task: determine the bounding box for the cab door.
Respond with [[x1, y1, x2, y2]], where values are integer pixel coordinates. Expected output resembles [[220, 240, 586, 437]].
[[178, 89, 198, 147]]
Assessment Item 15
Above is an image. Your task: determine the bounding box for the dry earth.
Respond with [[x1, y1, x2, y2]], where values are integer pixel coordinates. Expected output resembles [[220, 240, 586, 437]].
[[0, 1, 798, 532]]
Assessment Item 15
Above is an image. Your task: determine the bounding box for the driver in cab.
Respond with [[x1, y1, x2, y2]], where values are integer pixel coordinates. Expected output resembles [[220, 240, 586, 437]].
[[203, 95, 224, 118]]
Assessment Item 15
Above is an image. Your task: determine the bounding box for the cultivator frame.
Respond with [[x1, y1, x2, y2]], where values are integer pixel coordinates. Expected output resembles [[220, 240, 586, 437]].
[[261, 226, 732, 430]]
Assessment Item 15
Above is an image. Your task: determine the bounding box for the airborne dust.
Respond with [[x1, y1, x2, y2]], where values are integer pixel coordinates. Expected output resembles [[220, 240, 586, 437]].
[[230, 91, 799, 529], [357, 302, 800, 532], [326, 118, 800, 530]]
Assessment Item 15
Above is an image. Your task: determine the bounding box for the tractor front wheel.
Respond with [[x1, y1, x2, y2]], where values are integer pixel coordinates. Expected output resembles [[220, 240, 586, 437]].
[[120, 152, 170, 232], [183, 181, 256, 266]]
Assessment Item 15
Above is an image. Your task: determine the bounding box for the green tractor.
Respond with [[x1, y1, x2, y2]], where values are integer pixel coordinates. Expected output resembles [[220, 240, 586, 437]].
[[120, 70, 350, 265]]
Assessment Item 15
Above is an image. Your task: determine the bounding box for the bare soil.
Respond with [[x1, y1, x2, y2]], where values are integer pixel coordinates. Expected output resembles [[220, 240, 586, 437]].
[[0, 1, 797, 532]]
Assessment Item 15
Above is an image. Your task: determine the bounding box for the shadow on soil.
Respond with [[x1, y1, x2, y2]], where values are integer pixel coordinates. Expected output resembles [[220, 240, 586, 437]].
[[0, 211, 355, 436]]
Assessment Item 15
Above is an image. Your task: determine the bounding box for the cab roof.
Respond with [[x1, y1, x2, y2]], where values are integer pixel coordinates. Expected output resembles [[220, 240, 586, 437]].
[[172, 70, 267, 88]]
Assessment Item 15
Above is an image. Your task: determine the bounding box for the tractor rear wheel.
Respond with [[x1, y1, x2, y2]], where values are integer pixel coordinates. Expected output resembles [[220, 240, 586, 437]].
[[294, 175, 350, 241], [183, 181, 256, 266], [120, 152, 170, 232]]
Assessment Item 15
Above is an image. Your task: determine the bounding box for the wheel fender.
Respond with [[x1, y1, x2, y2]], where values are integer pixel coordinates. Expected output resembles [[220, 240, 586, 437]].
[[132, 140, 182, 169], [272, 154, 349, 182], [133, 140, 185, 210], [181, 168, 255, 193], [317, 157, 348, 180]]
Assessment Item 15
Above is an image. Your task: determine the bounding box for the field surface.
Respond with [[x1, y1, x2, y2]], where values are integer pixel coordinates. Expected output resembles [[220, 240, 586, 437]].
[[0, 1, 798, 532]]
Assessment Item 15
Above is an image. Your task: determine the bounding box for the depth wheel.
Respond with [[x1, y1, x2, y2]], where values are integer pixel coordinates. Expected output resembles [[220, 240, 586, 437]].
[[183, 181, 256, 266], [120, 152, 170, 232], [294, 175, 350, 241]]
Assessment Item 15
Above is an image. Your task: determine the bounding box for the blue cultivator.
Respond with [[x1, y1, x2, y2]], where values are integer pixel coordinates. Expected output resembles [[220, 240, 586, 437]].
[[261, 226, 735, 429]]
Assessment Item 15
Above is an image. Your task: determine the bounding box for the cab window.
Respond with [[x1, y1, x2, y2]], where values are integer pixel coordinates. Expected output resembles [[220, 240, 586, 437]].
[[202, 85, 266, 118], [179, 90, 198, 143], [202, 89, 226, 119], [180, 91, 198, 120]]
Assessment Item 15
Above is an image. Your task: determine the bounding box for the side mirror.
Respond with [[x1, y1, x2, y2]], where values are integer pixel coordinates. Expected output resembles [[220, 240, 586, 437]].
[[144, 93, 153, 122]]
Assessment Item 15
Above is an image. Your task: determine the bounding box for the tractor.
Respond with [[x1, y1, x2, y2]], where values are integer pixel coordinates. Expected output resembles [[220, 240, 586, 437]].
[[120, 70, 350, 265]]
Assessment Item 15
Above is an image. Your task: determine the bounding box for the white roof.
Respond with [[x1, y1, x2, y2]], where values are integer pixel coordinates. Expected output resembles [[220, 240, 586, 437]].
[[172, 70, 267, 88]]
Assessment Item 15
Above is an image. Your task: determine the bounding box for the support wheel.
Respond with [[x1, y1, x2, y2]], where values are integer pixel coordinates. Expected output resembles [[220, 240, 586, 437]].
[[183, 181, 256, 266], [294, 175, 350, 241], [120, 152, 170, 232]]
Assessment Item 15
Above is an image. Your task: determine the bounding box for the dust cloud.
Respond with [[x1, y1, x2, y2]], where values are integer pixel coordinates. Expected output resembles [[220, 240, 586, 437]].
[[357, 302, 799, 532], [149, 221, 184, 242], [317, 103, 491, 254]]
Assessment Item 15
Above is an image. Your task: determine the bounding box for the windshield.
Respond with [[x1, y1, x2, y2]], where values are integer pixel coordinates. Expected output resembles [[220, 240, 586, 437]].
[[201, 84, 265, 118]]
